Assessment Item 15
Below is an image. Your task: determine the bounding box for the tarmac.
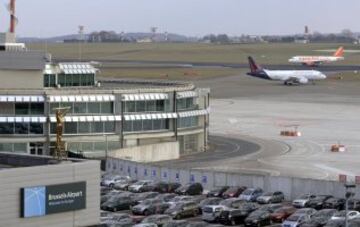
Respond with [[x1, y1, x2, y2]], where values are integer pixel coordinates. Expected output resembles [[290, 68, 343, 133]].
[[169, 72, 360, 181]]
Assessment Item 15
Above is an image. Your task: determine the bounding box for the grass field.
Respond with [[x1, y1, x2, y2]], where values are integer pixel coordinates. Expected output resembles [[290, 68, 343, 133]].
[[28, 42, 360, 80]]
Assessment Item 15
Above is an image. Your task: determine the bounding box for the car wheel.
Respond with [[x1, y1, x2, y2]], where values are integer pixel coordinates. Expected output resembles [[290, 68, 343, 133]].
[[230, 218, 236, 226], [144, 210, 150, 216], [113, 207, 117, 212]]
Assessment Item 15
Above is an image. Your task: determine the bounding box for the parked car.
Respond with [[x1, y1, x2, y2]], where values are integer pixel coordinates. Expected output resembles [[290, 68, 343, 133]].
[[330, 210, 360, 221], [270, 206, 297, 223], [141, 182, 181, 193], [134, 223, 158, 227], [164, 201, 200, 219], [101, 186, 113, 196], [163, 220, 189, 227], [244, 210, 272, 227], [101, 190, 122, 204], [294, 208, 317, 216], [132, 192, 160, 205], [175, 183, 203, 196], [222, 186, 247, 199], [101, 213, 134, 226], [101, 195, 135, 212], [323, 198, 346, 210], [168, 196, 194, 206], [129, 180, 154, 193], [306, 195, 333, 210], [132, 198, 165, 216], [239, 188, 264, 202], [292, 194, 316, 208], [348, 199, 360, 211], [299, 209, 337, 227], [207, 186, 230, 198], [156, 193, 177, 202], [282, 213, 311, 227], [348, 218, 360, 227], [199, 197, 223, 212], [113, 179, 137, 191], [218, 202, 260, 225], [256, 191, 285, 204], [101, 175, 131, 188], [202, 198, 244, 222], [185, 222, 209, 227], [141, 214, 172, 227]]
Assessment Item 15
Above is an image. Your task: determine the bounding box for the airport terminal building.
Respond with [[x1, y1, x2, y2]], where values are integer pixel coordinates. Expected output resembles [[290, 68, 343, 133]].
[[0, 33, 210, 161]]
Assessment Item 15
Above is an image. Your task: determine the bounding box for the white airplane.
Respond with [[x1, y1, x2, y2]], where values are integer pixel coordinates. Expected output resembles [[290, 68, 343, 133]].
[[247, 56, 327, 85], [288, 46, 344, 66]]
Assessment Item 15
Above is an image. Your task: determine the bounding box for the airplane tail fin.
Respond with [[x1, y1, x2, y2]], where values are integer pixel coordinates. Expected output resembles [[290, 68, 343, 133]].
[[248, 56, 260, 73], [333, 46, 344, 57]]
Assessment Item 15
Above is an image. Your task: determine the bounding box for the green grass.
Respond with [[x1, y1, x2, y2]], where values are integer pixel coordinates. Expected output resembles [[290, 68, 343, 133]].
[[27, 42, 360, 79]]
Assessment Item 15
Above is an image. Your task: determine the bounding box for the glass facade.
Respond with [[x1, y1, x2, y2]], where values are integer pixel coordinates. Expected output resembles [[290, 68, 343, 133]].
[[67, 141, 121, 153], [0, 143, 27, 153], [177, 98, 197, 110], [50, 122, 115, 134], [50, 102, 114, 114], [0, 123, 43, 135], [124, 119, 169, 132], [124, 100, 169, 113], [57, 74, 95, 87], [44, 74, 56, 87], [14, 103, 44, 115], [178, 116, 199, 128]]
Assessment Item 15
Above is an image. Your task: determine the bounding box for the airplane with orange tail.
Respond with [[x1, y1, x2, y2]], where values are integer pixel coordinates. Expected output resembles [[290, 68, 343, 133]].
[[288, 46, 344, 66]]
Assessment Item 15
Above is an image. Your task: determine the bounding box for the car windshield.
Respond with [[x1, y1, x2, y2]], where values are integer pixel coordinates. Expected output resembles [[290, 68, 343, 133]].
[[287, 215, 301, 222], [134, 181, 148, 186], [142, 200, 154, 205], [242, 189, 254, 195], [220, 199, 234, 207], [333, 211, 346, 218], [263, 192, 273, 196], [107, 196, 120, 202], [226, 187, 238, 193]]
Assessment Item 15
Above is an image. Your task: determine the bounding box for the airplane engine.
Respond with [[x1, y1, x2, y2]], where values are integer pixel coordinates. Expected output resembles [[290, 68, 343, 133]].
[[298, 77, 308, 84]]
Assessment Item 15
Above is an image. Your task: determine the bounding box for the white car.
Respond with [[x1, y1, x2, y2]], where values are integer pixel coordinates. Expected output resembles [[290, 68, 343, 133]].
[[202, 198, 243, 222], [292, 194, 316, 208], [128, 180, 153, 193], [101, 175, 131, 188], [331, 210, 360, 221], [282, 213, 310, 227]]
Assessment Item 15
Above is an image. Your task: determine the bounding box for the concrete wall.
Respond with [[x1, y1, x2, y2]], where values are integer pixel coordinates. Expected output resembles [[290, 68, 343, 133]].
[[0, 160, 100, 227], [0, 70, 43, 89], [107, 158, 360, 200], [109, 142, 179, 163]]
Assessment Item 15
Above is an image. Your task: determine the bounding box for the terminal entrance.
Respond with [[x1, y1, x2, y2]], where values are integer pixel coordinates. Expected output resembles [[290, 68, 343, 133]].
[[29, 142, 44, 155]]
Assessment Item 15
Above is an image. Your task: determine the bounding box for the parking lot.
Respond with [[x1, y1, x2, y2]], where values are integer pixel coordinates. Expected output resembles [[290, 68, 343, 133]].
[[99, 173, 360, 227]]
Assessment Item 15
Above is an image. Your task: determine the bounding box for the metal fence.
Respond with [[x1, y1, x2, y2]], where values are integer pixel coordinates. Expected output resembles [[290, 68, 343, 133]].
[[106, 158, 360, 200]]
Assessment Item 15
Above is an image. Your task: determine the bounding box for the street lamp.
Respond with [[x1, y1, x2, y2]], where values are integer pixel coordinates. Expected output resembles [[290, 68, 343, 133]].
[[345, 183, 356, 227]]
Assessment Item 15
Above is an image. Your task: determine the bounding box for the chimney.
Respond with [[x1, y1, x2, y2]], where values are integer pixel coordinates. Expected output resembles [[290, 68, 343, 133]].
[[10, 0, 16, 33]]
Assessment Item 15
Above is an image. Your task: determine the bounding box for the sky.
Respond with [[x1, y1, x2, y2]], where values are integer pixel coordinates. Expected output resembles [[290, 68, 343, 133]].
[[0, 0, 359, 38]]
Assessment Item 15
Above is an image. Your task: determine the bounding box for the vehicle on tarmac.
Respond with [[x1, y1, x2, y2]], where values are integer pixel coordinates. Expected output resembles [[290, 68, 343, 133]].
[[247, 56, 327, 86], [222, 186, 247, 199], [141, 214, 172, 227], [299, 209, 337, 227], [164, 201, 200, 219], [256, 191, 285, 204], [239, 188, 264, 202], [175, 183, 203, 196], [218, 202, 260, 225], [101, 175, 131, 188], [282, 213, 311, 227], [207, 186, 229, 198], [322, 198, 346, 210], [306, 195, 334, 210], [202, 198, 244, 222], [132, 198, 166, 216], [129, 180, 154, 193], [292, 194, 317, 208], [270, 206, 297, 223], [101, 195, 135, 212]]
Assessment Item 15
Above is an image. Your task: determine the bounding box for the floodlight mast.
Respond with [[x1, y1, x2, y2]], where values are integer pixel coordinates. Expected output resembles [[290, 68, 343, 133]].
[[53, 107, 71, 160]]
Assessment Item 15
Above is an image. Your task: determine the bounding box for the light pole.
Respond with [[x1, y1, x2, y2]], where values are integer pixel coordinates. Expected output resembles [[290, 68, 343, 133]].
[[345, 183, 356, 227]]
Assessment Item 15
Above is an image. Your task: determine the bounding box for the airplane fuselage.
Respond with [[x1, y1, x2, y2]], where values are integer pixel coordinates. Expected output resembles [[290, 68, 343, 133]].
[[289, 56, 344, 64]]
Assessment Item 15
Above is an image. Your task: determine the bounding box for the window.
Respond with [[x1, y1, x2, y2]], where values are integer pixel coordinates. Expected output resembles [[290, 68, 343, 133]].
[[58, 74, 66, 86], [0, 123, 13, 134], [0, 143, 12, 151], [14, 123, 29, 134], [88, 102, 101, 113], [147, 101, 156, 112], [179, 117, 199, 128], [44, 74, 56, 87], [125, 101, 136, 112], [101, 102, 113, 114], [64, 122, 77, 134], [15, 103, 29, 115], [143, 120, 152, 131], [72, 74, 81, 86], [177, 98, 196, 110], [14, 143, 27, 153], [136, 101, 146, 112], [104, 122, 115, 133], [124, 119, 169, 132], [156, 100, 165, 111], [51, 122, 115, 135], [29, 123, 43, 134], [92, 122, 103, 133], [30, 103, 44, 115], [78, 122, 90, 133], [73, 103, 87, 113]]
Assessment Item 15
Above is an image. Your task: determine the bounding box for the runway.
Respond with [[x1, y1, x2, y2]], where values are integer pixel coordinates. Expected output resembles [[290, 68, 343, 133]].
[[55, 58, 360, 72]]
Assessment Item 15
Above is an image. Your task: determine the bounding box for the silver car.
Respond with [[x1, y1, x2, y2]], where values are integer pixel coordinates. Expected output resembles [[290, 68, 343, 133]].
[[282, 213, 310, 227]]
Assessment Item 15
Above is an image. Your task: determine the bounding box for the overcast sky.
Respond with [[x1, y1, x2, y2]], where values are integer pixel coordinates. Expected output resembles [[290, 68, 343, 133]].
[[0, 0, 359, 37]]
